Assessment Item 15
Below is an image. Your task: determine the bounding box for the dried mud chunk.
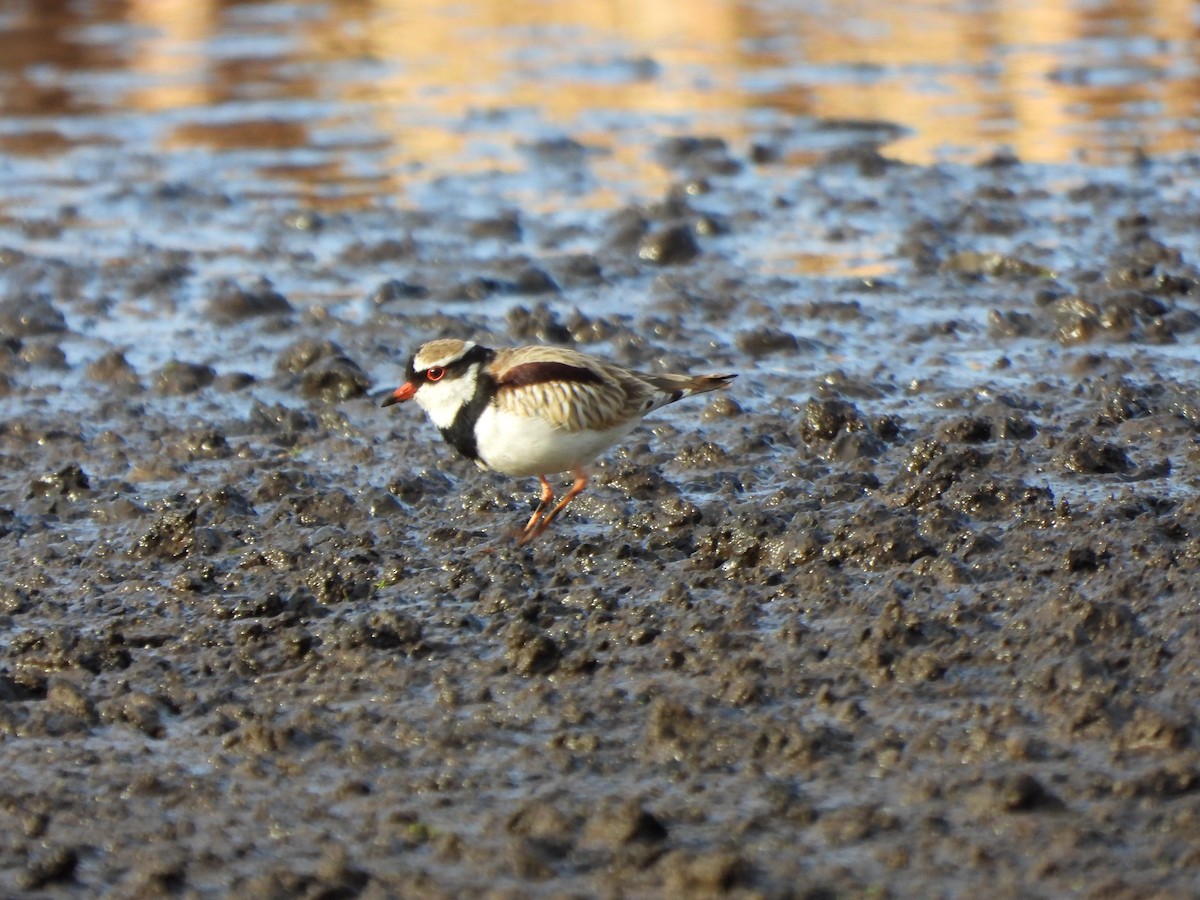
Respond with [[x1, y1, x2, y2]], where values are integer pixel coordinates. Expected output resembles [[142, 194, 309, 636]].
[[305, 557, 371, 606], [994, 773, 1061, 812], [506, 622, 560, 675], [507, 839, 554, 880], [987, 309, 1040, 338], [1116, 764, 1200, 798], [800, 398, 864, 442], [749, 142, 778, 164], [1102, 288, 1167, 321], [85, 349, 142, 388], [1146, 309, 1200, 342], [962, 206, 1027, 236], [275, 338, 342, 374], [638, 224, 700, 265], [0, 585, 30, 614], [701, 395, 742, 421], [897, 448, 991, 508], [994, 414, 1037, 440], [361, 611, 423, 650], [506, 304, 572, 343], [232, 856, 368, 900], [654, 135, 741, 176], [312, 845, 370, 897], [249, 402, 318, 436], [735, 327, 803, 358], [1120, 704, 1190, 753], [133, 508, 196, 559], [817, 803, 901, 844], [0, 292, 66, 337], [1064, 546, 1100, 572], [824, 510, 933, 569], [940, 250, 1051, 279], [46, 678, 97, 724], [370, 278, 428, 304], [30, 464, 90, 499], [830, 430, 885, 461], [603, 208, 648, 252], [300, 355, 370, 402], [544, 253, 604, 287], [294, 488, 358, 525], [939, 416, 993, 443], [897, 219, 948, 273], [18, 846, 78, 890], [111, 692, 166, 738], [443, 275, 502, 301], [485, 259, 561, 296], [1058, 435, 1132, 475], [216, 593, 287, 620], [904, 439, 981, 475], [20, 342, 66, 368], [645, 698, 707, 754], [1092, 377, 1154, 424], [660, 850, 751, 895], [520, 135, 591, 166], [206, 277, 292, 321], [1069, 598, 1140, 644], [118, 855, 187, 897], [508, 801, 577, 856], [583, 801, 668, 849], [341, 236, 418, 266], [1052, 294, 1104, 344], [178, 428, 230, 459], [818, 143, 892, 176], [468, 211, 522, 242], [153, 360, 215, 395]]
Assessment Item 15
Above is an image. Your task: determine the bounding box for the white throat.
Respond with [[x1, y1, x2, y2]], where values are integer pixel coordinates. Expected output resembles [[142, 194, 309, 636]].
[[415, 362, 482, 430]]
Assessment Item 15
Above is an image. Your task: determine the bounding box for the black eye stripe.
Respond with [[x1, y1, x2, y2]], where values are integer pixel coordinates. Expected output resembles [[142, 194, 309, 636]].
[[407, 344, 495, 383], [422, 345, 494, 378]]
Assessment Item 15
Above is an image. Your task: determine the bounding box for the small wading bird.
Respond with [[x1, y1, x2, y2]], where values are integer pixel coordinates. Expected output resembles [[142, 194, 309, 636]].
[[382, 339, 736, 543]]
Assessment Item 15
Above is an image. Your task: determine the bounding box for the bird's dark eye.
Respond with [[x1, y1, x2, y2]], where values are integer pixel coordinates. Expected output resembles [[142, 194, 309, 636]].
[[426, 366, 445, 382]]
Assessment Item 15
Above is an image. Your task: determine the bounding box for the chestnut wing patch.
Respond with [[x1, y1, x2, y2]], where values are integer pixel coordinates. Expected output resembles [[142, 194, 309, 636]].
[[500, 361, 605, 387], [496, 361, 632, 431]]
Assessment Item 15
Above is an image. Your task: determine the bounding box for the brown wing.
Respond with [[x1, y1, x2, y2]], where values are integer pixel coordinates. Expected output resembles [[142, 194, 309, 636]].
[[492, 351, 655, 432]]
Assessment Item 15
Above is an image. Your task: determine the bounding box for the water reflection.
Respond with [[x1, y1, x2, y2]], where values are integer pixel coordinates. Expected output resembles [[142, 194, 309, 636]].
[[0, 0, 1196, 204]]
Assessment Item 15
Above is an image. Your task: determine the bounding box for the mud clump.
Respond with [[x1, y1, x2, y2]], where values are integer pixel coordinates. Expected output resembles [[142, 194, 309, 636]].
[[735, 326, 804, 357], [153, 361, 216, 395], [1058, 435, 1134, 474], [206, 277, 293, 321], [4, 99, 1200, 900], [638, 224, 700, 265], [0, 292, 67, 337], [84, 349, 142, 389], [300, 356, 370, 401], [654, 135, 742, 176], [30, 464, 90, 499]]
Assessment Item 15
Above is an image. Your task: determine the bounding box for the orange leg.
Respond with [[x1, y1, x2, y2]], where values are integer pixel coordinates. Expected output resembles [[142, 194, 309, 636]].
[[521, 475, 555, 536], [519, 468, 588, 544]]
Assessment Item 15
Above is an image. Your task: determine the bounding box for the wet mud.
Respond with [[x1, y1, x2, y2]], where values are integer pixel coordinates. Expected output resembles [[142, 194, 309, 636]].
[[4, 78, 1200, 900]]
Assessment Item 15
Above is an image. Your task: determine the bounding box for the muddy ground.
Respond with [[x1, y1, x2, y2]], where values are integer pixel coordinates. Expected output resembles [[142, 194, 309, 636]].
[[3, 132, 1200, 898]]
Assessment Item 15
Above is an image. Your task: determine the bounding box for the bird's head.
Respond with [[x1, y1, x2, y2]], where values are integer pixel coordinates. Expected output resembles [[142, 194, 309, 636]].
[[381, 339, 493, 429]]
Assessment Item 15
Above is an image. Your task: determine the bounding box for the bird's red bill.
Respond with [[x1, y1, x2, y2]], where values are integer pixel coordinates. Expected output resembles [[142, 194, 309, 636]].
[[381, 382, 416, 406]]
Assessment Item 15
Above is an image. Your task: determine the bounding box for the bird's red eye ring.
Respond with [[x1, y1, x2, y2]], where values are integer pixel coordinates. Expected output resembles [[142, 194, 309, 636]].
[[426, 366, 445, 382]]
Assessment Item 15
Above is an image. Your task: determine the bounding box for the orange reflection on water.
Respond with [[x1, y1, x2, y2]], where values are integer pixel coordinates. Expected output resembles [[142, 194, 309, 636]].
[[316, 0, 1200, 169], [0, 0, 1197, 209]]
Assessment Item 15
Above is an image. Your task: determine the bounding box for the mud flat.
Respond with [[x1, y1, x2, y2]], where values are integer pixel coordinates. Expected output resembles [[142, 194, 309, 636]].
[[2, 134, 1200, 897]]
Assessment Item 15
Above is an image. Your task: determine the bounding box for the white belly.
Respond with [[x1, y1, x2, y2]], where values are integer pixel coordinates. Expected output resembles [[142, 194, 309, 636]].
[[474, 405, 636, 476]]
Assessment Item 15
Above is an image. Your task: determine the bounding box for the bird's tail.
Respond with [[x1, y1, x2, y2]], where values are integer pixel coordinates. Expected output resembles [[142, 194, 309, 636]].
[[645, 371, 737, 405]]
